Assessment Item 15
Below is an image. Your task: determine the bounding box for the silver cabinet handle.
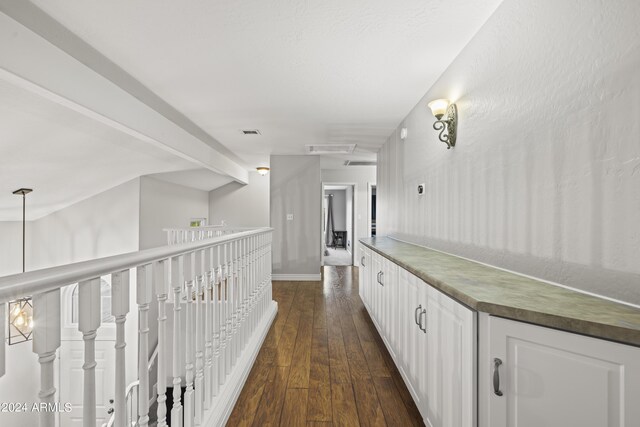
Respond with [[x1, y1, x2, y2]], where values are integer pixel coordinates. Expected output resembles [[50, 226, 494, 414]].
[[493, 358, 503, 396], [378, 271, 384, 286], [376, 271, 381, 283], [414, 305, 422, 325], [419, 308, 427, 333], [361, 256, 365, 266]]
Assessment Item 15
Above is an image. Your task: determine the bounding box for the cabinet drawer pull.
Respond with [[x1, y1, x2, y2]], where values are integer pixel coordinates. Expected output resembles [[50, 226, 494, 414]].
[[361, 256, 365, 266], [376, 271, 381, 283], [493, 358, 503, 396], [414, 305, 422, 325], [419, 309, 427, 333], [379, 271, 384, 286]]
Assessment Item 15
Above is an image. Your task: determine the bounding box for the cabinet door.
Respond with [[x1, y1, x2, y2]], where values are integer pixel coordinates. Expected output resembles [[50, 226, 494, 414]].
[[379, 257, 398, 359], [358, 247, 366, 302], [371, 252, 383, 325], [485, 316, 640, 427], [398, 269, 424, 407], [422, 285, 476, 427], [360, 247, 372, 309]]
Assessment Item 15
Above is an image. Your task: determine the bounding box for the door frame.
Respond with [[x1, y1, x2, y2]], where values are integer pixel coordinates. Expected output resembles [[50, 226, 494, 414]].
[[321, 182, 357, 266]]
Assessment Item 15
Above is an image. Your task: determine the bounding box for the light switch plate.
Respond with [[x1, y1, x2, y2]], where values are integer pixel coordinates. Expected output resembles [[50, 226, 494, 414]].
[[287, 214, 294, 221]]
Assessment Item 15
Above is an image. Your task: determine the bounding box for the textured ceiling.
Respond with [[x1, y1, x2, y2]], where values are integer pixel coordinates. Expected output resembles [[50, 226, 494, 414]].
[[29, 0, 504, 168]]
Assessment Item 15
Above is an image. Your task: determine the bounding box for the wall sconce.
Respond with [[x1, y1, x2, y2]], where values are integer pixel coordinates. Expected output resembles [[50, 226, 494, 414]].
[[256, 167, 270, 176], [427, 99, 457, 149]]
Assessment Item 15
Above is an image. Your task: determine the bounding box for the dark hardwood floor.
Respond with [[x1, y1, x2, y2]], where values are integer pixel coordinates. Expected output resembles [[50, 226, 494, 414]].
[[228, 266, 424, 427]]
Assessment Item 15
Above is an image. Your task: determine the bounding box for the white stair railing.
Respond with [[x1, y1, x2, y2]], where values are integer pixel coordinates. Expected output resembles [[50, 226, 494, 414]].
[[0, 227, 275, 427], [163, 226, 256, 245]]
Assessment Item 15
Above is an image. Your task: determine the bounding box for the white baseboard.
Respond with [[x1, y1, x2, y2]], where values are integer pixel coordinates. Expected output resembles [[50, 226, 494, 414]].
[[201, 300, 278, 427], [271, 273, 321, 281]]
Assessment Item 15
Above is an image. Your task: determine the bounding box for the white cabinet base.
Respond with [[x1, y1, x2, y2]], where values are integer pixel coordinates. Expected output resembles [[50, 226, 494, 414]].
[[479, 314, 640, 427]]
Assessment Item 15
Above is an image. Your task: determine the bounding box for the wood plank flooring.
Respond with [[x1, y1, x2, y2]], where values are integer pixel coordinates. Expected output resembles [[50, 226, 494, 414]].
[[228, 266, 424, 427]]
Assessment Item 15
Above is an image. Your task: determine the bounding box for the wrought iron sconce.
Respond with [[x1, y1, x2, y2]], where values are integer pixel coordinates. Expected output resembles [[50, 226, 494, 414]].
[[9, 298, 33, 345], [427, 99, 457, 149]]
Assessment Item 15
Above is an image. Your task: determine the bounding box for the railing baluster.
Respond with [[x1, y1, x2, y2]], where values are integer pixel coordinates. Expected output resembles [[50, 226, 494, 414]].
[[194, 249, 205, 424], [78, 278, 101, 427], [213, 245, 222, 394], [184, 252, 195, 427], [155, 260, 169, 427], [219, 243, 228, 385], [204, 247, 213, 409], [225, 241, 233, 375], [171, 255, 184, 427], [112, 270, 130, 427], [32, 289, 61, 427], [137, 264, 152, 427]]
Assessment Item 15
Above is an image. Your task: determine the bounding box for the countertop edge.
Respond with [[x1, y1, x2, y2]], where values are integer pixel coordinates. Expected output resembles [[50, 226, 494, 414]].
[[360, 238, 640, 348]]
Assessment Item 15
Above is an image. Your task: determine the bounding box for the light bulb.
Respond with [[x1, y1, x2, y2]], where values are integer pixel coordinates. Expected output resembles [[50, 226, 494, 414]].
[[12, 305, 21, 316], [15, 313, 25, 326], [28, 317, 34, 329]]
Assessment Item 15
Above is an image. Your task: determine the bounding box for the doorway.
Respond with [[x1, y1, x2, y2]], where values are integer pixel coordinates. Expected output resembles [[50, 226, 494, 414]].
[[59, 279, 117, 426], [322, 184, 355, 266]]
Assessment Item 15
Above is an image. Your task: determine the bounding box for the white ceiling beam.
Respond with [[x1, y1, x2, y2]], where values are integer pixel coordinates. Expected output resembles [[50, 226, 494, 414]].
[[0, 2, 248, 184]]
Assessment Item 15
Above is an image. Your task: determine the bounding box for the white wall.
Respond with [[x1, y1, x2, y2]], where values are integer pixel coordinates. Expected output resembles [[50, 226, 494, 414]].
[[271, 155, 321, 278], [0, 222, 23, 276], [139, 176, 209, 249], [377, 0, 640, 305], [208, 171, 270, 227], [322, 167, 376, 261]]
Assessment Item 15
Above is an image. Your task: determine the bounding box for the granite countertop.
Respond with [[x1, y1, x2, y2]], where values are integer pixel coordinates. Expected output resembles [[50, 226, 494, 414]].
[[360, 237, 640, 347]]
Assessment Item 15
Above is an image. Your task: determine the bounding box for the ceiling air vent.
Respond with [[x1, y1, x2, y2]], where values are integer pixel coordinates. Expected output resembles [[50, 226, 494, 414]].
[[241, 129, 261, 135], [306, 144, 356, 154], [344, 160, 377, 166]]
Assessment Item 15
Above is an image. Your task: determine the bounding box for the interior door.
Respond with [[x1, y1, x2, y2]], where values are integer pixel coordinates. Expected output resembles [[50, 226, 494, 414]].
[[59, 340, 116, 426], [59, 280, 118, 426]]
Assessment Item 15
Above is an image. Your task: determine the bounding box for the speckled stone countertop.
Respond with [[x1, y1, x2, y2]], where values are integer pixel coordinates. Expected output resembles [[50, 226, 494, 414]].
[[360, 237, 640, 347]]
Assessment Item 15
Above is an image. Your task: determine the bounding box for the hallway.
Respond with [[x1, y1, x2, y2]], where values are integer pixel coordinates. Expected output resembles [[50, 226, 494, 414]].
[[228, 266, 424, 426]]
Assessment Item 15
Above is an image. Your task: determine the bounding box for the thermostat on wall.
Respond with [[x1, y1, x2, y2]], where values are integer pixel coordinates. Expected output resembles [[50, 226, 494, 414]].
[[417, 184, 425, 195]]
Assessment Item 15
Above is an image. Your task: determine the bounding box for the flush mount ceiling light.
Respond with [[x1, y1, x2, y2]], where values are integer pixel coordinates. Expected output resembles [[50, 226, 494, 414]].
[[306, 144, 356, 155], [427, 99, 458, 149], [256, 167, 270, 176]]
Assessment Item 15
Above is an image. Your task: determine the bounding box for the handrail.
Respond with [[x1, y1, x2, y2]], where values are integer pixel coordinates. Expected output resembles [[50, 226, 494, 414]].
[[0, 227, 272, 301]]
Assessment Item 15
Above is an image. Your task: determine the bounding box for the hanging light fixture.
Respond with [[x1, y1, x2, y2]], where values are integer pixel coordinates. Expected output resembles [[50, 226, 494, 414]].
[[9, 188, 34, 345], [256, 167, 270, 176]]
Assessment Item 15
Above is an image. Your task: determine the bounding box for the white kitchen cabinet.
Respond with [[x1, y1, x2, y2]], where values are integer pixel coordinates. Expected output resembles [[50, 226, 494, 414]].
[[378, 256, 398, 359], [371, 251, 383, 326], [358, 246, 372, 311], [481, 315, 640, 427], [422, 285, 476, 427]]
